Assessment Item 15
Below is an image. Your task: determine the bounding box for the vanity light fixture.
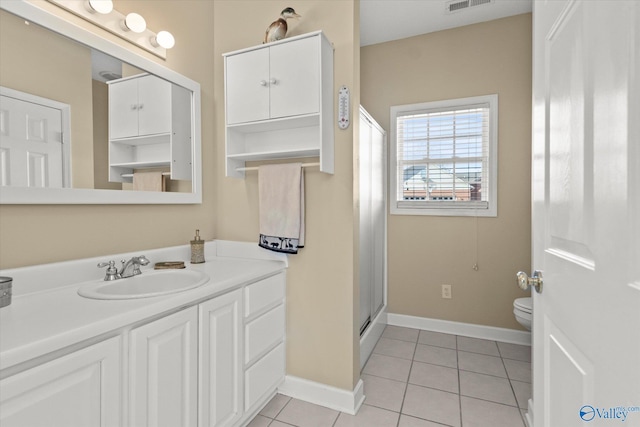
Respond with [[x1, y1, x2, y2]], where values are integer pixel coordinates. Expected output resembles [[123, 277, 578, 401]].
[[84, 0, 113, 15], [150, 30, 175, 49], [121, 12, 146, 33], [46, 0, 173, 59]]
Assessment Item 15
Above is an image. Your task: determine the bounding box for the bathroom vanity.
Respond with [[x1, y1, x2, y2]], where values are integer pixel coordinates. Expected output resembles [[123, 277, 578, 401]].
[[0, 241, 286, 427]]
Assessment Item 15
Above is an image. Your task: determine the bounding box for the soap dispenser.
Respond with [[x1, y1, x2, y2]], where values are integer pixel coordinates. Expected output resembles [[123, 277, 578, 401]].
[[190, 229, 205, 264]]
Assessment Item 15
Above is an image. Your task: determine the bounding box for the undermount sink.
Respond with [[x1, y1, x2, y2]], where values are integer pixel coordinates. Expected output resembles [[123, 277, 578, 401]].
[[78, 269, 210, 300]]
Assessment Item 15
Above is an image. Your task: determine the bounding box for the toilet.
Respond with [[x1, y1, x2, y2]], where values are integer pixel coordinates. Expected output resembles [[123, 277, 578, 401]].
[[513, 297, 532, 331]]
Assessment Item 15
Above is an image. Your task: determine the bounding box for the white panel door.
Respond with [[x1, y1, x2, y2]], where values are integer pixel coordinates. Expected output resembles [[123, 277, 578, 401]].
[[199, 289, 242, 427], [0, 94, 64, 188], [269, 36, 320, 119], [129, 307, 198, 427], [225, 48, 270, 125], [532, 1, 640, 426], [0, 337, 121, 427]]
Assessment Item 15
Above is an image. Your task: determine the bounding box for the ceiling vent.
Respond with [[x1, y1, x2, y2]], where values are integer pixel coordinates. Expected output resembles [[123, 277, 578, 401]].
[[446, 0, 493, 13], [98, 71, 122, 81]]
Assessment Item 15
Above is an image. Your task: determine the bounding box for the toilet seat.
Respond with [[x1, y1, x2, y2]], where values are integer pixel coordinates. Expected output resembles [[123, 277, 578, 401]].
[[514, 297, 532, 314]]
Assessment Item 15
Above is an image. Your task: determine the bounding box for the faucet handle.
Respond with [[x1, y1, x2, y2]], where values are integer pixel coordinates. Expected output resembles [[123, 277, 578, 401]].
[[98, 260, 121, 281], [97, 261, 113, 269]]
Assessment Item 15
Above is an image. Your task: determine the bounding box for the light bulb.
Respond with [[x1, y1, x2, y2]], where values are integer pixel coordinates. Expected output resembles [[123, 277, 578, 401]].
[[85, 0, 113, 14], [151, 31, 175, 49], [122, 13, 146, 33]]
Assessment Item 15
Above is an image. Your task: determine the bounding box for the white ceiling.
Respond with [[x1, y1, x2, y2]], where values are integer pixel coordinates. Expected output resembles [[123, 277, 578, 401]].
[[360, 0, 532, 46]]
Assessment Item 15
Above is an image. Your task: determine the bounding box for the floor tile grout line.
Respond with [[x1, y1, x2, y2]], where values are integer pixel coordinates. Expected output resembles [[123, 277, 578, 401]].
[[501, 350, 528, 425], [503, 349, 531, 426], [267, 326, 527, 427], [380, 324, 407, 427], [270, 395, 292, 423]]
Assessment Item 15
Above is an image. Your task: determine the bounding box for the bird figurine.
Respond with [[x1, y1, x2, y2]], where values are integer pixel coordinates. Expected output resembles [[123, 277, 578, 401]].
[[264, 7, 301, 43]]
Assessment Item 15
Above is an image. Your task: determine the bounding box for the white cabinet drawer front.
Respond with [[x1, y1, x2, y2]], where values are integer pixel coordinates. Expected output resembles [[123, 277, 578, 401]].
[[244, 273, 285, 318], [245, 304, 285, 365], [244, 342, 285, 413]]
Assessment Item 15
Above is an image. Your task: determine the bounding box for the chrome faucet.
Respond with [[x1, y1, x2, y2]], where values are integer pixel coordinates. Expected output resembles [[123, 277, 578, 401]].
[[119, 255, 150, 278], [97, 255, 150, 281]]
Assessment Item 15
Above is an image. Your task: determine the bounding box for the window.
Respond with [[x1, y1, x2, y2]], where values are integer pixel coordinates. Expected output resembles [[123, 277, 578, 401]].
[[390, 95, 498, 217]]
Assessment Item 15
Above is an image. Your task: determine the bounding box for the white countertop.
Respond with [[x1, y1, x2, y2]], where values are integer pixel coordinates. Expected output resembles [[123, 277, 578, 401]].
[[0, 241, 286, 372]]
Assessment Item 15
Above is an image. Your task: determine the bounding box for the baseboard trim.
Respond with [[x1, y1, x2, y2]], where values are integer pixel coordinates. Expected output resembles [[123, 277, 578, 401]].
[[387, 313, 531, 346], [278, 375, 365, 415], [360, 306, 388, 370], [524, 399, 534, 427]]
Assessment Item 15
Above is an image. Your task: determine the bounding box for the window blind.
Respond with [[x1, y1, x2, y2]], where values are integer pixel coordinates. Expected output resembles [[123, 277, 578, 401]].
[[395, 103, 491, 210]]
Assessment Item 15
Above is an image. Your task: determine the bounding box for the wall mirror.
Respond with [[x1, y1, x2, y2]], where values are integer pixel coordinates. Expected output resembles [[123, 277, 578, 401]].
[[0, 0, 202, 204]]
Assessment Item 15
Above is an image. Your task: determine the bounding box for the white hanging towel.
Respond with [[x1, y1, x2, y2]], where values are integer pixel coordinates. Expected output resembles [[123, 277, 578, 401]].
[[258, 163, 305, 254]]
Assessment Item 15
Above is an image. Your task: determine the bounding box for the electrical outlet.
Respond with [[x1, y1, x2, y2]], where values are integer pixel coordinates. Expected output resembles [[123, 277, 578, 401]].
[[441, 284, 452, 299]]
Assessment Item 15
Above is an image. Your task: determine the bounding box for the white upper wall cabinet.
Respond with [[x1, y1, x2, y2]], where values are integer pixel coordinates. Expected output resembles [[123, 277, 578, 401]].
[[108, 74, 192, 183], [109, 75, 172, 139], [223, 31, 334, 178], [226, 36, 320, 124]]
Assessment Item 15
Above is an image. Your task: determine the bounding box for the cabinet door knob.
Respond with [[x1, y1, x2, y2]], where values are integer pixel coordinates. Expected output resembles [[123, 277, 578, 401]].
[[138, 104, 144, 110], [259, 80, 267, 86], [131, 104, 137, 110], [270, 78, 278, 85]]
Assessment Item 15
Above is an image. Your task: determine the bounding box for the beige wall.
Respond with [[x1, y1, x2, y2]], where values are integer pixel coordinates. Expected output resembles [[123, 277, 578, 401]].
[[0, 9, 94, 189], [212, 0, 360, 391], [361, 14, 533, 330], [92, 80, 121, 190]]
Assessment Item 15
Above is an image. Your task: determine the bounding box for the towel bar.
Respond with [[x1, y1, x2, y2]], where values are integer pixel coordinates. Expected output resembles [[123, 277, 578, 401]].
[[236, 162, 320, 172], [121, 172, 171, 178]]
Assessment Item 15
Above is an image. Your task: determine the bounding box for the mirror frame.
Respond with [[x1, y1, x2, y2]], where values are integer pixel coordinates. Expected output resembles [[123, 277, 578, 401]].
[[0, 0, 202, 204]]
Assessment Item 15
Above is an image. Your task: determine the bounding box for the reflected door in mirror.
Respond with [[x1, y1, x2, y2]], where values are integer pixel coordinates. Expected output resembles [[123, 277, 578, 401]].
[[0, 91, 70, 188]]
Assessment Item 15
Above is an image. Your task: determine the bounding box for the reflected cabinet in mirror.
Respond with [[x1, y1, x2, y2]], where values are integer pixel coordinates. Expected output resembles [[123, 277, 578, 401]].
[[0, 0, 201, 204]]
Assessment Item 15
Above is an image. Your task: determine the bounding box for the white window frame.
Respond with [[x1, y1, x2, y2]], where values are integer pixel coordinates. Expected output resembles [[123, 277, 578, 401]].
[[390, 94, 498, 217]]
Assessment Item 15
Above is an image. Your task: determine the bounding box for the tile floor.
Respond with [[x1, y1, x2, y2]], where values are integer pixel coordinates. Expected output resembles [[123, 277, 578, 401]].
[[248, 325, 531, 427]]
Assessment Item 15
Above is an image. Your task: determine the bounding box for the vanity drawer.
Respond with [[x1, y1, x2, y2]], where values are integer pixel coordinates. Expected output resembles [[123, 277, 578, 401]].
[[245, 304, 285, 365], [244, 342, 285, 413], [244, 273, 285, 318]]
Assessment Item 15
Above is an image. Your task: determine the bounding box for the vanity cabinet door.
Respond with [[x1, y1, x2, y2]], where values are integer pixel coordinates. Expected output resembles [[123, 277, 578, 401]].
[[198, 289, 243, 427], [0, 336, 121, 427], [129, 307, 198, 427]]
